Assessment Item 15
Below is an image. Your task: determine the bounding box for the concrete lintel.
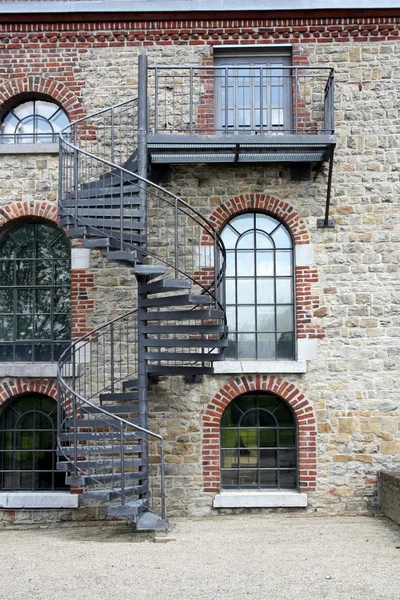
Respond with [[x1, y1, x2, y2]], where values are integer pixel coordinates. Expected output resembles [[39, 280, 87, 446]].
[[0, 143, 59, 155], [71, 247, 91, 269], [0, 492, 79, 509], [213, 360, 307, 374], [295, 243, 314, 267], [0, 362, 58, 378], [213, 491, 307, 508]]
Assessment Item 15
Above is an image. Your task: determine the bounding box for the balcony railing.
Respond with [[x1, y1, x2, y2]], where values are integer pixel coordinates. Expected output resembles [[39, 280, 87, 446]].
[[148, 65, 334, 137]]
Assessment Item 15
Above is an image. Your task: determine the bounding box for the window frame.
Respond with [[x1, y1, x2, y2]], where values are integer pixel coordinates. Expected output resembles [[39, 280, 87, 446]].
[[220, 392, 298, 491], [214, 52, 292, 134], [0, 97, 69, 145], [0, 394, 67, 492], [0, 220, 71, 363], [221, 211, 296, 361]]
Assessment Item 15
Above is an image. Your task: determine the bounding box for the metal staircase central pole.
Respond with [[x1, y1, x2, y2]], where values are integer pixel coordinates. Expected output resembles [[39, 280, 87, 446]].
[[137, 55, 150, 505]]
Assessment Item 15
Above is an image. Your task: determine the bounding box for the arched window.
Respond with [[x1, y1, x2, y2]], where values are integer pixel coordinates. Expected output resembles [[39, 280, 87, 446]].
[[0, 394, 66, 491], [221, 212, 294, 360], [0, 98, 69, 144], [220, 392, 297, 490], [0, 221, 71, 362]]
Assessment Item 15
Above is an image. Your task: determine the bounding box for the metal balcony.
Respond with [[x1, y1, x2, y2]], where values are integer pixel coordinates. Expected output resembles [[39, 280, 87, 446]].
[[145, 61, 335, 165]]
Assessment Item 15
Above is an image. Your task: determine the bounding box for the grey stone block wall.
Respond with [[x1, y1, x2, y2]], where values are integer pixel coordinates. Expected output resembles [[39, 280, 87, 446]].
[[378, 471, 400, 525]]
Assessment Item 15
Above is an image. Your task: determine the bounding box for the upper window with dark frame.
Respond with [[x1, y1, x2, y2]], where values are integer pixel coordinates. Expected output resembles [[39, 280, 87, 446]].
[[0, 221, 71, 362], [221, 212, 295, 361], [214, 52, 291, 134], [0, 98, 69, 144]]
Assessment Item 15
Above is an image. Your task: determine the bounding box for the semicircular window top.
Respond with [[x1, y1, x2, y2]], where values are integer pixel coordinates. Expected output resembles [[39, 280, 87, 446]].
[[221, 212, 294, 361], [0, 99, 69, 144], [220, 392, 297, 491], [0, 394, 66, 491], [0, 221, 71, 362]]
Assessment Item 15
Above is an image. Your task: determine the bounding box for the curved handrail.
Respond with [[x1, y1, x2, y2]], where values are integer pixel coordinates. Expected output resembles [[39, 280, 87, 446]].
[[59, 104, 226, 312], [57, 93, 227, 521]]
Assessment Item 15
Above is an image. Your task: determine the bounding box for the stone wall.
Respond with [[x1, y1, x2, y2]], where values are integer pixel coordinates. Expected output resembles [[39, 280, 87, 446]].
[[0, 14, 399, 519], [378, 471, 400, 525]]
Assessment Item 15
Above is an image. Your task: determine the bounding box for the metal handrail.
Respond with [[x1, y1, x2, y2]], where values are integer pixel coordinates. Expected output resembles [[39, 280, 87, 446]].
[[60, 118, 226, 311]]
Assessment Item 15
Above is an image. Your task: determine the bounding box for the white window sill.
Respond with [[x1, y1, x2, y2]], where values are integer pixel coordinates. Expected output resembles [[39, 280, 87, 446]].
[[213, 491, 307, 508], [0, 492, 79, 509], [0, 363, 59, 377], [0, 143, 59, 155], [213, 360, 307, 374]]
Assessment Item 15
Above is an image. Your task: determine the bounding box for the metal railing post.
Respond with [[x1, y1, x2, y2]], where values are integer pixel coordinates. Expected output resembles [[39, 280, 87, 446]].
[[138, 54, 148, 253], [120, 425, 125, 506], [110, 106, 115, 163], [294, 67, 299, 135], [189, 68, 194, 134], [110, 321, 115, 394], [154, 67, 159, 134], [174, 198, 179, 278], [160, 438, 166, 520]]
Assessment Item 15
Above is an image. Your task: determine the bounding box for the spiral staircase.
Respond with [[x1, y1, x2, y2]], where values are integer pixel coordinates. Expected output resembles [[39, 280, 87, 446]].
[[56, 59, 227, 531]]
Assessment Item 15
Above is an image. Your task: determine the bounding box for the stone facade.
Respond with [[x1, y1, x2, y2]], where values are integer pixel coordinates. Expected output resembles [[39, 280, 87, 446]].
[[0, 10, 399, 522]]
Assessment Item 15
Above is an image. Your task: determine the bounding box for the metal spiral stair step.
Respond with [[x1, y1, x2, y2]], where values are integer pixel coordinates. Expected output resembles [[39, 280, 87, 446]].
[[145, 338, 227, 348], [99, 392, 139, 403], [65, 183, 140, 201], [59, 431, 142, 441], [140, 309, 224, 321], [143, 324, 227, 334], [107, 499, 148, 517], [145, 351, 225, 361], [141, 278, 191, 294], [57, 457, 143, 470], [146, 365, 214, 376], [83, 484, 148, 501], [141, 294, 212, 308], [58, 444, 142, 456], [67, 470, 148, 486], [68, 418, 140, 427]]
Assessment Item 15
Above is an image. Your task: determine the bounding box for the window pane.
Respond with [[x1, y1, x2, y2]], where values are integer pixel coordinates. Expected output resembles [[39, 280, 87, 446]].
[[255, 232, 273, 249], [221, 470, 238, 488], [279, 429, 296, 447], [239, 469, 258, 488], [257, 279, 274, 304], [16, 289, 33, 314], [277, 332, 294, 359], [239, 449, 257, 467], [221, 449, 238, 469], [226, 251, 235, 276], [257, 333, 275, 359], [237, 334, 256, 359], [260, 470, 277, 488], [225, 279, 235, 302], [237, 232, 254, 249], [260, 449, 277, 468], [237, 279, 254, 304], [226, 306, 236, 331], [237, 251, 254, 276], [276, 279, 293, 303], [276, 251, 292, 276], [256, 251, 273, 276], [280, 449, 296, 468], [257, 306, 274, 332], [35, 100, 59, 119], [280, 470, 296, 489], [237, 307, 255, 332], [277, 306, 293, 332], [259, 429, 276, 447], [239, 428, 258, 448], [0, 317, 13, 341], [16, 315, 33, 340]]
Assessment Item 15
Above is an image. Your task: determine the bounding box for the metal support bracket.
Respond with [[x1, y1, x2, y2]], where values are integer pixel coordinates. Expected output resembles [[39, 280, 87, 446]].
[[317, 145, 336, 229], [184, 374, 204, 384]]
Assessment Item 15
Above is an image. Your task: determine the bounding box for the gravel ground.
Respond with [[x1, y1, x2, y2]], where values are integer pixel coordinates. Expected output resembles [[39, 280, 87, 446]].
[[0, 515, 399, 600]]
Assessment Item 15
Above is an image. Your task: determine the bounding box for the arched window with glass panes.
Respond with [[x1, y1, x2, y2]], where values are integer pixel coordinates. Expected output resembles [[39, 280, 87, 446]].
[[221, 212, 294, 360], [0, 98, 69, 144], [0, 221, 71, 362], [220, 392, 297, 490], [0, 394, 66, 491]]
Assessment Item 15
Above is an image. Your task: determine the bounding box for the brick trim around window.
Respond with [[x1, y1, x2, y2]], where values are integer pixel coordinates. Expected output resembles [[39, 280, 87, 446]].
[[203, 193, 325, 340], [0, 76, 84, 122], [0, 378, 58, 407], [202, 375, 317, 494]]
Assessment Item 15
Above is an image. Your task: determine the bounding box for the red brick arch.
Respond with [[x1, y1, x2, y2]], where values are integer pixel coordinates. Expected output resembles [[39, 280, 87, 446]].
[[0, 379, 58, 408], [208, 193, 310, 245], [202, 375, 317, 494], [0, 76, 84, 121], [0, 200, 58, 231]]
